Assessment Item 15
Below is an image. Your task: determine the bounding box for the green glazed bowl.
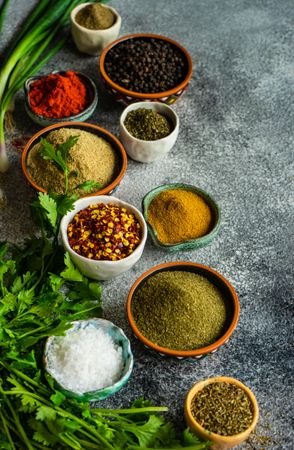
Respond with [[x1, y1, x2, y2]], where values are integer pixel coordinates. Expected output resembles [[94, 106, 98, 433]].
[[142, 183, 221, 252], [24, 71, 98, 127], [44, 318, 133, 402]]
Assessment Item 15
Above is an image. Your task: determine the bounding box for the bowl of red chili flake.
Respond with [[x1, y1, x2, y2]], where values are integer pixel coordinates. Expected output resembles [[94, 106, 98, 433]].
[[60, 195, 147, 280], [24, 71, 98, 126]]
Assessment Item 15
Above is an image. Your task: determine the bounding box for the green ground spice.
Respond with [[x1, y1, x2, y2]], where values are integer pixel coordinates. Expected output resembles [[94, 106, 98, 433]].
[[131, 271, 228, 350], [76, 3, 115, 30], [124, 108, 172, 141], [191, 382, 254, 436]]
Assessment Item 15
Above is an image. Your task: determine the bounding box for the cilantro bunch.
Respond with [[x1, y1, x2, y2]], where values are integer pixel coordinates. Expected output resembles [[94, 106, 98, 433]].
[[0, 136, 211, 449]]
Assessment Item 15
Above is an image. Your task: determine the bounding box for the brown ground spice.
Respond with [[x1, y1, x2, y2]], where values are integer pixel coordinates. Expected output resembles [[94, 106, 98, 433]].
[[75, 4, 115, 30], [27, 128, 119, 195]]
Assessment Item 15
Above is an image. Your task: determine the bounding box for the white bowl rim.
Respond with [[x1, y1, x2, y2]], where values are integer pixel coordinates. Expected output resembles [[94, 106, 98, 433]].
[[120, 101, 179, 144], [60, 195, 148, 266]]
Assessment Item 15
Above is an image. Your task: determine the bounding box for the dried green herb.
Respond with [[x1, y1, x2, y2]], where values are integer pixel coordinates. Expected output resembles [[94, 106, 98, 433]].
[[131, 271, 228, 350], [124, 108, 172, 140], [191, 382, 254, 436]]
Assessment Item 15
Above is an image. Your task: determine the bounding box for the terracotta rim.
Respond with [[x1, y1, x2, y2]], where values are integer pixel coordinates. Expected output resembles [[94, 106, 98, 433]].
[[126, 262, 240, 357], [184, 376, 259, 442], [100, 33, 193, 99], [21, 121, 128, 196]]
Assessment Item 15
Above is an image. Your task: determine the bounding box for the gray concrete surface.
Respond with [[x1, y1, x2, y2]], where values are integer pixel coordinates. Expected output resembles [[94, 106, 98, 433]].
[[0, 0, 293, 448]]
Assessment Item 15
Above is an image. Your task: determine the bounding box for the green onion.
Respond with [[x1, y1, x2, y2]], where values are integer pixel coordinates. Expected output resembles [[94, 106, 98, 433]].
[[0, 0, 10, 36], [0, 0, 87, 173]]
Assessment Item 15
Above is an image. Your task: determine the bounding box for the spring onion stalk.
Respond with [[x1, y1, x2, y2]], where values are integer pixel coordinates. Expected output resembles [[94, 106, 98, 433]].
[[0, 0, 10, 36], [0, 0, 85, 172]]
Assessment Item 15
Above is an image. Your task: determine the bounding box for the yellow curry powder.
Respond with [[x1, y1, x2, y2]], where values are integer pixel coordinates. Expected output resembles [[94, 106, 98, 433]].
[[147, 189, 213, 244]]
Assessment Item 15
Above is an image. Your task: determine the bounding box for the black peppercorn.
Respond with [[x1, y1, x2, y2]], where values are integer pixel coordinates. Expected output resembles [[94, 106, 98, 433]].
[[104, 37, 188, 94]]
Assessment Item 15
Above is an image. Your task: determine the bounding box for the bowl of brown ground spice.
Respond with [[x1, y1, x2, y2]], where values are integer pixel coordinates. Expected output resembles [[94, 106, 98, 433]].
[[21, 122, 127, 197], [142, 183, 221, 251], [184, 377, 259, 449], [126, 262, 239, 360], [71, 2, 121, 56]]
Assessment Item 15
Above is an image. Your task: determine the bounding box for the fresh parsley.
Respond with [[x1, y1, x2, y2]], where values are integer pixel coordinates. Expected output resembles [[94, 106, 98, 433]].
[[0, 134, 211, 449]]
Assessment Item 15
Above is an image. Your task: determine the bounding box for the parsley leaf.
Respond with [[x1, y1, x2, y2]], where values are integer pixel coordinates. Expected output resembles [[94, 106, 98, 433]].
[[38, 193, 58, 229], [60, 253, 84, 282]]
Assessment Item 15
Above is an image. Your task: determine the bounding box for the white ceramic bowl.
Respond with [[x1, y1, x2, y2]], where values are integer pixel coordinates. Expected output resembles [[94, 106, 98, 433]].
[[119, 101, 179, 163], [70, 3, 121, 56], [60, 195, 147, 280]]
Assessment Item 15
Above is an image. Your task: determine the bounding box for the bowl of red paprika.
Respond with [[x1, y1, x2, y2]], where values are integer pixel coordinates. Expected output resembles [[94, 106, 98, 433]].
[[24, 70, 98, 126]]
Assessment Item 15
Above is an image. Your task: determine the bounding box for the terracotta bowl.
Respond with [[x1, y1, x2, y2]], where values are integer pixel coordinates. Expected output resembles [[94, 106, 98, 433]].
[[184, 377, 259, 449], [21, 121, 127, 197], [100, 33, 193, 105], [126, 262, 239, 360]]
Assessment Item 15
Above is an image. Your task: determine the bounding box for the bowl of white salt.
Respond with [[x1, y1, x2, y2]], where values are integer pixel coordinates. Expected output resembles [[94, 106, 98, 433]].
[[44, 318, 133, 401]]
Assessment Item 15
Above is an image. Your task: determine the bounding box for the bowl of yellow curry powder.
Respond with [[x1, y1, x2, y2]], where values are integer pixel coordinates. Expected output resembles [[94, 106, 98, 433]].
[[142, 183, 220, 252]]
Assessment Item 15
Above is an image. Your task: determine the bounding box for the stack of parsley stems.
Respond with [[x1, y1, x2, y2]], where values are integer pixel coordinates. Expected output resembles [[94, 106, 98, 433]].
[[0, 0, 85, 173]]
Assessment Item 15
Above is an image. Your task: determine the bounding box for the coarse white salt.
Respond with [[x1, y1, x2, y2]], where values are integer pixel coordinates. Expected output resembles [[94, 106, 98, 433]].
[[47, 325, 124, 394]]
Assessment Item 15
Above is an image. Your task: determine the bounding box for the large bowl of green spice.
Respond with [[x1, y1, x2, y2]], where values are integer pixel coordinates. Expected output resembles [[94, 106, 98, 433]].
[[126, 262, 239, 360], [184, 377, 259, 449]]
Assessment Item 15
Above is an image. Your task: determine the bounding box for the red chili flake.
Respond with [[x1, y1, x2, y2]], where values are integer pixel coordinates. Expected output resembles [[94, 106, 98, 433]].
[[67, 203, 142, 261]]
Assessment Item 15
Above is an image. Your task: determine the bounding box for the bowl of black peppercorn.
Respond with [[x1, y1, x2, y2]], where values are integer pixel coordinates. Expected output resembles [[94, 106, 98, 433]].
[[100, 33, 193, 105]]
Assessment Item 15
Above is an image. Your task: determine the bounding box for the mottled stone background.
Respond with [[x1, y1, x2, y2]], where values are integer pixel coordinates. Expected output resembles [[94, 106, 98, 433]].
[[0, 0, 293, 448]]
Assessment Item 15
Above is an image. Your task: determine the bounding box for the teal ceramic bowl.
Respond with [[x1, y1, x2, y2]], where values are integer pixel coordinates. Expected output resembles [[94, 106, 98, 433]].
[[142, 183, 221, 252], [24, 71, 98, 127], [44, 318, 133, 401]]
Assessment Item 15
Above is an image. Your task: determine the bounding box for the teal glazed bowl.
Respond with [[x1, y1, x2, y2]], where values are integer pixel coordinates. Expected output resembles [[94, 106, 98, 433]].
[[44, 318, 133, 401], [24, 71, 98, 126], [142, 183, 221, 252]]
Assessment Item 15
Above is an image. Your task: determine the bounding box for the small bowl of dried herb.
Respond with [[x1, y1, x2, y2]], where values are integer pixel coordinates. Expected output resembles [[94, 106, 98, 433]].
[[119, 102, 179, 163], [24, 71, 98, 126], [127, 262, 239, 360], [142, 183, 220, 251], [60, 195, 148, 280], [100, 33, 192, 104], [184, 377, 259, 449]]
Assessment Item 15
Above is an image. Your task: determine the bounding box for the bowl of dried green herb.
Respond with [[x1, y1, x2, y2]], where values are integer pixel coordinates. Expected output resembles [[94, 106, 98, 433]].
[[126, 262, 239, 360], [119, 102, 179, 163], [184, 377, 259, 449]]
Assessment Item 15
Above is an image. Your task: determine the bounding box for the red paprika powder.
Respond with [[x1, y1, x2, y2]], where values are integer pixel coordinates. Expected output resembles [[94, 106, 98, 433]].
[[28, 71, 90, 118]]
